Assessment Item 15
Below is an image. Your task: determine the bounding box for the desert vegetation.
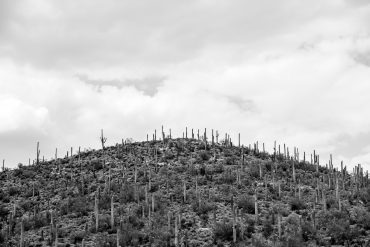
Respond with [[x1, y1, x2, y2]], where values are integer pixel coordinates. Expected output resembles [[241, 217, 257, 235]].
[[1, 127, 370, 246]]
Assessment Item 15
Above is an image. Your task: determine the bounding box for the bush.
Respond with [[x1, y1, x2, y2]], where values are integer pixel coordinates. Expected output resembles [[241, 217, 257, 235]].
[[199, 151, 211, 162], [301, 220, 316, 241], [214, 221, 234, 241], [192, 201, 216, 216], [290, 198, 306, 211], [0, 190, 9, 203], [71, 231, 86, 244], [0, 205, 9, 220], [89, 159, 103, 171], [118, 184, 136, 204], [219, 169, 235, 184], [237, 196, 255, 214], [262, 219, 273, 238], [249, 163, 261, 179], [19, 199, 36, 212], [213, 163, 224, 174], [8, 186, 21, 197], [60, 196, 90, 217], [225, 156, 236, 166]]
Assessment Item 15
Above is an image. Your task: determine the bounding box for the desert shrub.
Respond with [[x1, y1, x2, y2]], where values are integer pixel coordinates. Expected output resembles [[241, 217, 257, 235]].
[[178, 157, 187, 166], [192, 201, 216, 216], [223, 149, 234, 157], [301, 220, 316, 241], [95, 232, 115, 247], [90, 159, 103, 171], [98, 193, 113, 211], [290, 198, 306, 211], [164, 151, 175, 160], [225, 156, 236, 166], [22, 213, 49, 231], [8, 186, 21, 197], [148, 228, 171, 247], [265, 161, 273, 172], [251, 234, 269, 247], [237, 195, 255, 214], [0, 205, 9, 220], [249, 163, 261, 179], [14, 168, 35, 179], [119, 222, 146, 246], [262, 219, 273, 238], [214, 221, 234, 241], [71, 230, 86, 244], [213, 163, 224, 173], [60, 196, 90, 217], [0, 190, 9, 203], [317, 210, 351, 244], [326, 197, 338, 210], [350, 206, 370, 230], [244, 217, 256, 238], [118, 184, 136, 204], [219, 169, 235, 184], [198, 151, 210, 161], [256, 152, 270, 160], [283, 213, 304, 246], [19, 199, 36, 212], [199, 164, 206, 176], [356, 187, 370, 204]]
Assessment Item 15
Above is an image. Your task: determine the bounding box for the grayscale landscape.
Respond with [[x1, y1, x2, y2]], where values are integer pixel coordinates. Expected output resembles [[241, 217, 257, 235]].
[[1, 1, 370, 246]]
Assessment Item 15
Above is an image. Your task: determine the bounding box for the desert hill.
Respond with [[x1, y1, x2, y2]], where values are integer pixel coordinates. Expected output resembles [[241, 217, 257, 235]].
[[1, 130, 370, 246]]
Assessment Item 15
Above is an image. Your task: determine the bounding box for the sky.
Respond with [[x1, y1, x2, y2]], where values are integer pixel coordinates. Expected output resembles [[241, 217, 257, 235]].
[[1, 0, 370, 170]]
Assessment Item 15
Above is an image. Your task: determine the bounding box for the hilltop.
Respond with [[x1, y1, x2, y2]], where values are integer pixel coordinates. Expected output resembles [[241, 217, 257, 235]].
[[1, 132, 370, 246]]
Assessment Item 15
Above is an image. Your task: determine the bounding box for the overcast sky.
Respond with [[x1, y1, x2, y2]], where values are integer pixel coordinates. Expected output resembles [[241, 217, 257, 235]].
[[1, 0, 370, 170]]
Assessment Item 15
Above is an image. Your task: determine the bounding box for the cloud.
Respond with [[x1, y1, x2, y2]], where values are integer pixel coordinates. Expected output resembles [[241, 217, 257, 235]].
[[0, 96, 49, 133], [77, 74, 166, 96]]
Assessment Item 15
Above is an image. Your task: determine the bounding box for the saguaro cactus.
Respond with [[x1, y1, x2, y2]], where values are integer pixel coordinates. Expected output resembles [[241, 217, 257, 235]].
[[174, 216, 179, 246], [36, 142, 40, 166], [117, 228, 121, 247], [20, 219, 24, 247], [55, 224, 58, 247], [254, 194, 258, 221], [111, 196, 114, 229], [292, 160, 296, 183], [278, 213, 282, 239], [100, 129, 107, 149], [95, 192, 99, 232], [151, 194, 155, 212]]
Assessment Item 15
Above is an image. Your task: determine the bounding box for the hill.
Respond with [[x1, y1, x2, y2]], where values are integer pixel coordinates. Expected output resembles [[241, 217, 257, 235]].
[[1, 132, 370, 246]]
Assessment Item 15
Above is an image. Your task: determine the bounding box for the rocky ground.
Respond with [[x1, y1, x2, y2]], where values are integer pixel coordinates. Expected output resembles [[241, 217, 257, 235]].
[[1, 136, 370, 246]]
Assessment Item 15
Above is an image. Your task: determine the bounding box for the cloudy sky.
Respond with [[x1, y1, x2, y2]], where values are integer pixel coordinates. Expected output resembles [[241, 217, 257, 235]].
[[1, 0, 370, 170]]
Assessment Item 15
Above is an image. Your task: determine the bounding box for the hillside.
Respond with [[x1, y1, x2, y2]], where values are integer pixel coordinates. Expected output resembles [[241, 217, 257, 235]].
[[1, 133, 370, 247]]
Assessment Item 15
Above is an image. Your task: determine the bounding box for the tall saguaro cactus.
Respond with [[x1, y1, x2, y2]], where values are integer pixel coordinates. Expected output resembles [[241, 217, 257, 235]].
[[100, 129, 107, 149], [36, 142, 40, 166], [174, 215, 179, 247], [95, 192, 99, 232], [111, 195, 114, 229], [20, 219, 24, 247]]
